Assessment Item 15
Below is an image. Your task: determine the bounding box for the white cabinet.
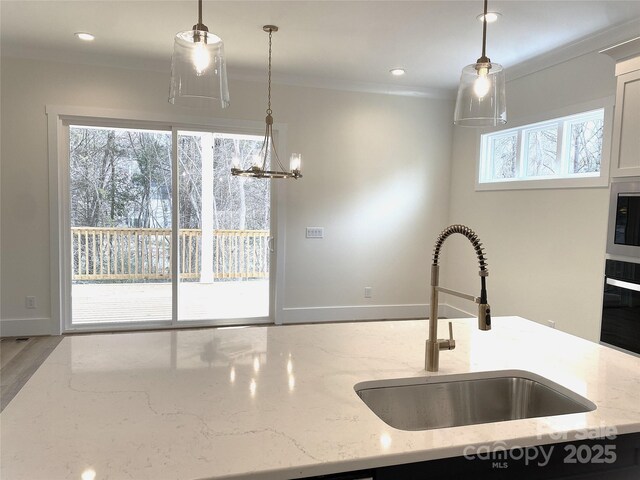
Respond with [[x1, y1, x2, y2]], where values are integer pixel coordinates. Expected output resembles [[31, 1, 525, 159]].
[[611, 63, 640, 177], [603, 38, 640, 178]]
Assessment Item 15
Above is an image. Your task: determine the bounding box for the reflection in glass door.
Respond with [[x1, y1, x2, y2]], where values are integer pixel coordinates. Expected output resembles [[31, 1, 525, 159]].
[[69, 125, 172, 325], [177, 131, 270, 322]]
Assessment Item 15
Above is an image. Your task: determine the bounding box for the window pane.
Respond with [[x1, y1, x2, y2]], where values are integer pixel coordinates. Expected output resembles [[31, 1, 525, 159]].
[[213, 135, 270, 230], [569, 118, 603, 174], [479, 108, 605, 187], [177, 131, 270, 322], [69, 126, 173, 325], [490, 134, 517, 179], [526, 127, 558, 177]]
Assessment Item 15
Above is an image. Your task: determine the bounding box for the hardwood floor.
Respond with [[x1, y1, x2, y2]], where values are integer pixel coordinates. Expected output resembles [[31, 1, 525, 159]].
[[0, 336, 64, 412]]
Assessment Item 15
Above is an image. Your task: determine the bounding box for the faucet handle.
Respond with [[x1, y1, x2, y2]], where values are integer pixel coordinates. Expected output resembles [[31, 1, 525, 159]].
[[439, 322, 456, 351], [448, 322, 456, 349]]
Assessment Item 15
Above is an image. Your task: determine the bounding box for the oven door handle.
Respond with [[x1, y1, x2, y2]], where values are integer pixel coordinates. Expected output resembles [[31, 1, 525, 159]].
[[606, 277, 640, 292]]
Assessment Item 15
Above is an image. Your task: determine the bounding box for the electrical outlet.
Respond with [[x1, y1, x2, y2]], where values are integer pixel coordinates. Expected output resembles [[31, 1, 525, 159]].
[[306, 227, 324, 239], [364, 287, 372, 298], [25, 296, 36, 309]]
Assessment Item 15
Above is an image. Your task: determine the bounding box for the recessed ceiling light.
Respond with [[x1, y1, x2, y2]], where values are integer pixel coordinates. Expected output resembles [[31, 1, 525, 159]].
[[74, 32, 95, 41], [476, 12, 501, 23], [389, 68, 406, 76]]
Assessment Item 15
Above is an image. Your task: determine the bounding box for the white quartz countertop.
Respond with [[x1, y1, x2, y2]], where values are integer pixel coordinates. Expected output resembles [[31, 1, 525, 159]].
[[2, 316, 640, 480]]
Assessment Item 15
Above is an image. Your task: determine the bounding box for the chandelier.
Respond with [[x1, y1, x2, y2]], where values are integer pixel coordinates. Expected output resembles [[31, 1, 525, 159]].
[[231, 26, 302, 179]]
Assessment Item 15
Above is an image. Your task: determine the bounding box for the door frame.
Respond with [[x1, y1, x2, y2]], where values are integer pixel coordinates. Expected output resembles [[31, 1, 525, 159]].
[[47, 105, 287, 334]]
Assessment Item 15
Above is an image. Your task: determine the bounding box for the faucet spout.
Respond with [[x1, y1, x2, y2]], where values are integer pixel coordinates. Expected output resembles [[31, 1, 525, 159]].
[[426, 225, 492, 372]]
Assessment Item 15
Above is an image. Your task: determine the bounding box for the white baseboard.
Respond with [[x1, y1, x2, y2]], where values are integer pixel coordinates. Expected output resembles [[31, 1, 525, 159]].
[[0, 318, 54, 337], [280, 303, 472, 324]]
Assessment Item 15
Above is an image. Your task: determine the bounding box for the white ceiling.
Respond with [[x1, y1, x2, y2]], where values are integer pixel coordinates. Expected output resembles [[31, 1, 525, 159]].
[[2, 1, 640, 97]]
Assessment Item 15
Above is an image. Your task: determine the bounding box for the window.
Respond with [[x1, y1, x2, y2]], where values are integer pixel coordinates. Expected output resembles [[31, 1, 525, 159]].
[[478, 108, 609, 189]]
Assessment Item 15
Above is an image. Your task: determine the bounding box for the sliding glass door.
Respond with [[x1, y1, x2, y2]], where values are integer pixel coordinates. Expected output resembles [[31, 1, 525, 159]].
[[67, 123, 271, 329], [177, 131, 270, 321], [69, 125, 173, 325]]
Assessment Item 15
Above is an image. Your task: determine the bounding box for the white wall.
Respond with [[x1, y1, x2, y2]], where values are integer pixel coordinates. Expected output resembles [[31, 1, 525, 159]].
[[443, 52, 617, 342], [0, 56, 454, 334], [2, 51, 619, 341]]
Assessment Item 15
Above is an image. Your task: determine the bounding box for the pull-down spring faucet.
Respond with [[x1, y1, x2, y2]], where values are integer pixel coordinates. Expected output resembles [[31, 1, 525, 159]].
[[426, 225, 491, 372]]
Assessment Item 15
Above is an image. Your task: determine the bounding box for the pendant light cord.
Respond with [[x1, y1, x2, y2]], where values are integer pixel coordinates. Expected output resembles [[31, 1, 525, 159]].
[[193, 0, 207, 34], [480, 0, 488, 61], [267, 28, 273, 115]]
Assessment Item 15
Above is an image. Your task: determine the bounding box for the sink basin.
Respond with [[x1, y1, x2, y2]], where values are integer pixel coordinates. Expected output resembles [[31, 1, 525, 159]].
[[354, 370, 596, 431]]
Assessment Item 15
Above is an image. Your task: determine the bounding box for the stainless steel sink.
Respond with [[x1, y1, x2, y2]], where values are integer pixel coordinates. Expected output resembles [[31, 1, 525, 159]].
[[354, 370, 596, 431]]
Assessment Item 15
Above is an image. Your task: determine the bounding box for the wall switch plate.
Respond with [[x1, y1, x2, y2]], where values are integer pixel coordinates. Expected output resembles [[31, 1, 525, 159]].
[[306, 227, 324, 238], [364, 287, 372, 298], [25, 296, 36, 309]]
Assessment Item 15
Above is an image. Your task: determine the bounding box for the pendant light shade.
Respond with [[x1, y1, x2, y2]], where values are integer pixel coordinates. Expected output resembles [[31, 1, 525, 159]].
[[231, 26, 302, 180], [454, 61, 506, 126], [454, 0, 506, 127], [169, 0, 229, 108]]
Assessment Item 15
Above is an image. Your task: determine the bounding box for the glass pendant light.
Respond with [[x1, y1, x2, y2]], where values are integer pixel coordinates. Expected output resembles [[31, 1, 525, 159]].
[[231, 26, 302, 179], [169, 0, 229, 108], [454, 0, 506, 127]]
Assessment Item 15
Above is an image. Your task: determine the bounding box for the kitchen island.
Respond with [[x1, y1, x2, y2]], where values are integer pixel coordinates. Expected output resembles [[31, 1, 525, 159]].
[[1, 316, 639, 479]]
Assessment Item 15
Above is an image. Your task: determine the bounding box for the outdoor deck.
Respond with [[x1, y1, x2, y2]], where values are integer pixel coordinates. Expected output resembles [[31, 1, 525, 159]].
[[72, 280, 269, 324]]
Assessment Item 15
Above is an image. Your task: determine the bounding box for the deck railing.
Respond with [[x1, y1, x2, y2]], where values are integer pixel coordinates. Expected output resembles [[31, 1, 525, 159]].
[[71, 227, 270, 281]]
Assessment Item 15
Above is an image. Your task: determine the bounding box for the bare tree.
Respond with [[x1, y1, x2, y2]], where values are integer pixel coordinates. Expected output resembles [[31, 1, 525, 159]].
[[70, 127, 270, 232]]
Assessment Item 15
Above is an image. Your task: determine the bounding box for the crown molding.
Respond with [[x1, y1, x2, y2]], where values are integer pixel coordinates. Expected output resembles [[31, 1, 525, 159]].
[[600, 36, 640, 62], [228, 69, 455, 100], [1, 43, 454, 100], [505, 17, 640, 83], [3, 16, 640, 101]]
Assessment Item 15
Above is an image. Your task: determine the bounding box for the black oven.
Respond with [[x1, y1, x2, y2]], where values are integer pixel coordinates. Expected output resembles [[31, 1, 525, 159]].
[[601, 259, 640, 355]]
